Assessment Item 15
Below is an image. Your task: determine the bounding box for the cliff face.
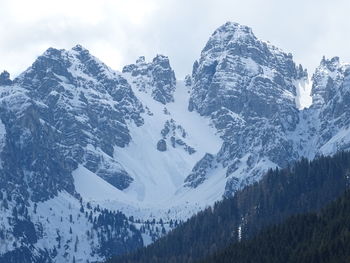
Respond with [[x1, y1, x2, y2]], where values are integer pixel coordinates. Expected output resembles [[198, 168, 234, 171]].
[[186, 22, 304, 195]]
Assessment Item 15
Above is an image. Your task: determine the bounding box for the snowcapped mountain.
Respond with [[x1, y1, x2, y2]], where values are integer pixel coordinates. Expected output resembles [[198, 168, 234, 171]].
[[310, 57, 350, 155], [1, 21, 350, 262], [0, 43, 221, 262], [185, 22, 350, 198], [186, 22, 307, 196], [122, 55, 176, 104]]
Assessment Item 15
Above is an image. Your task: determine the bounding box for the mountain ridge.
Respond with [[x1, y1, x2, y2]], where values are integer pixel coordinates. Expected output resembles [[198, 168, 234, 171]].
[[1, 21, 350, 262]]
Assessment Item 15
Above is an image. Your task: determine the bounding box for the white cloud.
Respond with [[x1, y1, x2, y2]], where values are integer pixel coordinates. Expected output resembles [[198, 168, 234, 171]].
[[1, 0, 350, 79]]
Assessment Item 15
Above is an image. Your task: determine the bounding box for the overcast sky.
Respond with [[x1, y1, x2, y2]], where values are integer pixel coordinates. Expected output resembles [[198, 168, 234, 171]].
[[1, 0, 350, 79]]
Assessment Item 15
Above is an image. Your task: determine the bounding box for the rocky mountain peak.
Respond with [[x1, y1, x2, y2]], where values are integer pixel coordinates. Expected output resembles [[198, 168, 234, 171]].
[[320, 56, 340, 71], [205, 21, 254, 48], [306, 56, 350, 155], [222, 21, 252, 32], [71, 44, 89, 53], [210, 21, 254, 42], [311, 56, 349, 108], [122, 54, 176, 104], [190, 22, 301, 116], [42, 46, 63, 57], [152, 54, 172, 67], [3, 45, 144, 201], [186, 22, 304, 194], [0, 70, 12, 86], [136, 56, 146, 64]]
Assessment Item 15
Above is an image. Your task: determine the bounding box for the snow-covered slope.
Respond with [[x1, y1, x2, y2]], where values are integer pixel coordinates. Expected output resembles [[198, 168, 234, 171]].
[[115, 73, 222, 204], [74, 57, 222, 219]]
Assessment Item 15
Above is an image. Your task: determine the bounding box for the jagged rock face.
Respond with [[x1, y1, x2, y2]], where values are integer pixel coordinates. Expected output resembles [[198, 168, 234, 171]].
[[186, 22, 304, 193], [185, 24, 350, 198], [186, 32, 350, 195], [190, 22, 303, 117], [312, 57, 350, 123], [16, 45, 144, 150], [159, 119, 196, 155], [122, 55, 176, 104], [0, 71, 12, 86], [0, 45, 145, 204], [0, 46, 154, 263], [184, 153, 214, 188], [184, 75, 192, 87], [308, 57, 350, 155], [311, 57, 345, 108], [0, 85, 76, 203]]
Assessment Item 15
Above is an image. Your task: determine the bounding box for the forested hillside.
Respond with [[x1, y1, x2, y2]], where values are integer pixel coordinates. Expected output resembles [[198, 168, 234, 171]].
[[110, 152, 350, 262], [202, 190, 350, 263]]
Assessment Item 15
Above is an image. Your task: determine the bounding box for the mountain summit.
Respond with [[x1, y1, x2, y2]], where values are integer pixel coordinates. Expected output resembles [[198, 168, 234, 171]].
[[188, 21, 304, 195]]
